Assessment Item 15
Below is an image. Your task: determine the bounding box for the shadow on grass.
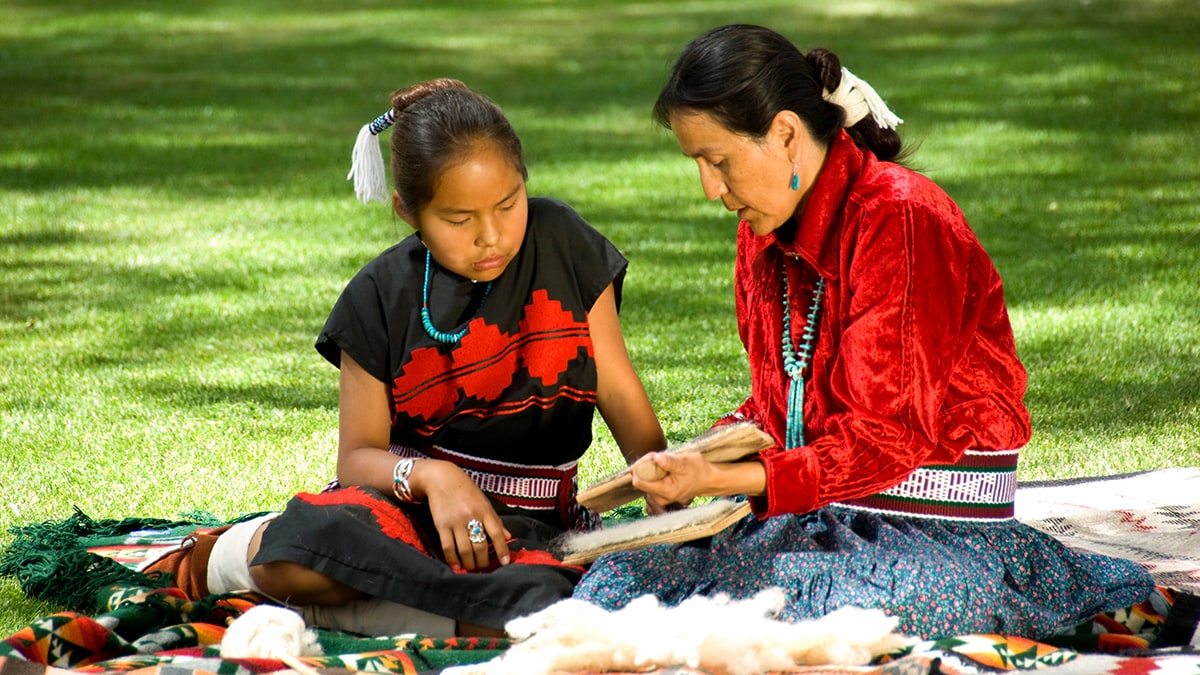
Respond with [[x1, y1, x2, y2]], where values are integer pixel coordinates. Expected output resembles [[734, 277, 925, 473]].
[[4, 0, 1190, 193], [2, 0, 1197, 429]]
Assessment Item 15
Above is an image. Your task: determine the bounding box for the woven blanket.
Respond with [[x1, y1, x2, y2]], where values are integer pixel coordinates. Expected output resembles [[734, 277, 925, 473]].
[[0, 581, 508, 674], [1017, 468, 1200, 593], [2, 470, 1198, 675]]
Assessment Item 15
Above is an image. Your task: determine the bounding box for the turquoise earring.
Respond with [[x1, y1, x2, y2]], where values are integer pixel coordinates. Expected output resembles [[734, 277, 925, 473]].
[[790, 171, 799, 191]]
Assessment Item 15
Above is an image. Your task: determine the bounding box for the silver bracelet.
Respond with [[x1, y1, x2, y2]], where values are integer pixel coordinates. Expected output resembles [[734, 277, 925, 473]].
[[392, 457, 417, 503]]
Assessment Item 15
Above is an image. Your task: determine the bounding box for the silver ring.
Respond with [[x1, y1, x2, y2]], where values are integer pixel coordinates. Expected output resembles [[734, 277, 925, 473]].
[[467, 518, 486, 544]]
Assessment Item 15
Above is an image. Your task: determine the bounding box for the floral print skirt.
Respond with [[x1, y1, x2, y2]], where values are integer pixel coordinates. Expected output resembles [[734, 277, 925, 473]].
[[572, 505, 1155, 640]]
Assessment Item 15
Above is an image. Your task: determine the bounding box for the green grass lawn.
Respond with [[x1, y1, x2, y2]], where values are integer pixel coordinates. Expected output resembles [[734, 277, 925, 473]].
[[2, 0, 1198, 633]]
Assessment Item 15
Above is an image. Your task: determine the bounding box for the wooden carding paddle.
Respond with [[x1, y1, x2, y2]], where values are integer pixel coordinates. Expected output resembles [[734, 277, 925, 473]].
[[576, 422, 773, 513], [556, 499, 752, 565]]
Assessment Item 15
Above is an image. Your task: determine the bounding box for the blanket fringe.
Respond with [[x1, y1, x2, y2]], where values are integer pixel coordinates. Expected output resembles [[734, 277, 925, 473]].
[[0, 506, 263, 613]]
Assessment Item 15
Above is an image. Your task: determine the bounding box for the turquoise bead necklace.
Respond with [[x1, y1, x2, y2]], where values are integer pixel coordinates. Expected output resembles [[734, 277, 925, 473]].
[[781, 263, 826, 449], [421, 249, 493, 344]]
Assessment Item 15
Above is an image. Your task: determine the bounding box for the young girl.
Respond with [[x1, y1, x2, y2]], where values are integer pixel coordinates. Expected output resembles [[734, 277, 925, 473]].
[[573, 25, 1168, 642], [150, 78, 666, 637]]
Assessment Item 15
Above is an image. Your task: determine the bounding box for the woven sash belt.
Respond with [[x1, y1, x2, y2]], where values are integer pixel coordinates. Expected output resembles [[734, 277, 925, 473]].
[[835, 449, 1018, 521], [386, 443, 591, 518]]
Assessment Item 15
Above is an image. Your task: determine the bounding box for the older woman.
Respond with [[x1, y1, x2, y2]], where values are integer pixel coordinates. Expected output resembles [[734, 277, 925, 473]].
[[574, 24, 1165, 641]]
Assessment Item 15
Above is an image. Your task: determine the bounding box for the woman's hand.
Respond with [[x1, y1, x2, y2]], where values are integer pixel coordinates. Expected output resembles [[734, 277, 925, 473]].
[[630, 452, 713, 505], [632, 459, 692, 514], [643, 493, 689, 515], [413, 459, 512, 571], [631, 451, 768, 505]]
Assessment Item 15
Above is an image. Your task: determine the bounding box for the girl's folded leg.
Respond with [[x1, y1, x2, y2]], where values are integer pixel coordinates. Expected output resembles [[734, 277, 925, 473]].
[[301, 597, 456, 637]]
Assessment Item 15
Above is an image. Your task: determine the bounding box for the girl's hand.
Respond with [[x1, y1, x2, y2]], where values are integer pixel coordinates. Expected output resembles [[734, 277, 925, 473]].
[[416, 460, 512, 571]]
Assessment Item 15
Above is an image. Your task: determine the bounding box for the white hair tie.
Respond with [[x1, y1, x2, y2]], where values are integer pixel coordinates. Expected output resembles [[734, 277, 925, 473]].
[[822, 67, 903, 130], [347, 109, 396, 205]]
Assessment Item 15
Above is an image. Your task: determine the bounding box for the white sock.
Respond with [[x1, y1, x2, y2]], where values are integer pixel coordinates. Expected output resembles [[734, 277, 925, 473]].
[[207, 513, 279, 595]]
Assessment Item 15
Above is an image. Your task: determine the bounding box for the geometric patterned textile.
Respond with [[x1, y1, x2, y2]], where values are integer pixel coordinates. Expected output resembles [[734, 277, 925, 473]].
[[884, 456, 1017, 505], [2, 469, 1199, 675], [1041, 586, 1175, 653], [1025, 505, 1200, 593], [0, 579, 1113, 675], [0, 585, 250, 668], [897, 634, 1078, 669], [839, 450, 1019, 520], [382, 443, 579, 512], [0, 582, 508, 675], [1016, 469, 1200, 593], [887, 450, 1018, 504]]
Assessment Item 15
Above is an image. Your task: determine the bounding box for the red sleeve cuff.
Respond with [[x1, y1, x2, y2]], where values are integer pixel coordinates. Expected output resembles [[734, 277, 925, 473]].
[[749, 446, 820, 518]]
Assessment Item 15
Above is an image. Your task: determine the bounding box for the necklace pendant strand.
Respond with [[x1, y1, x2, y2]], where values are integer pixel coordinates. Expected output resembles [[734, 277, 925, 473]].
[[782, 266, 826, 449], [421, 249, 493, 344]]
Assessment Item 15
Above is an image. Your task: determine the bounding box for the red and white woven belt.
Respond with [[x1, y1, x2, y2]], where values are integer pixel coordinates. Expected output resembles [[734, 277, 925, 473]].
[[387, 443, 580, 512], [835, 449, 1019, 521]]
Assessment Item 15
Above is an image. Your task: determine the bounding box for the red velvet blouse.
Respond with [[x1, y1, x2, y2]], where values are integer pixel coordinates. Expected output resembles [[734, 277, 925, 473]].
[[728, 131, 1031, 518]]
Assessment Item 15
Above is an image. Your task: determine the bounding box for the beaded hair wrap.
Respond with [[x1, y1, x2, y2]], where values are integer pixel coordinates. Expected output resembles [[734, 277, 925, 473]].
[[347, 79, 467, 205], [347, 109, 397, 204], [821, 67, 903, 130]]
